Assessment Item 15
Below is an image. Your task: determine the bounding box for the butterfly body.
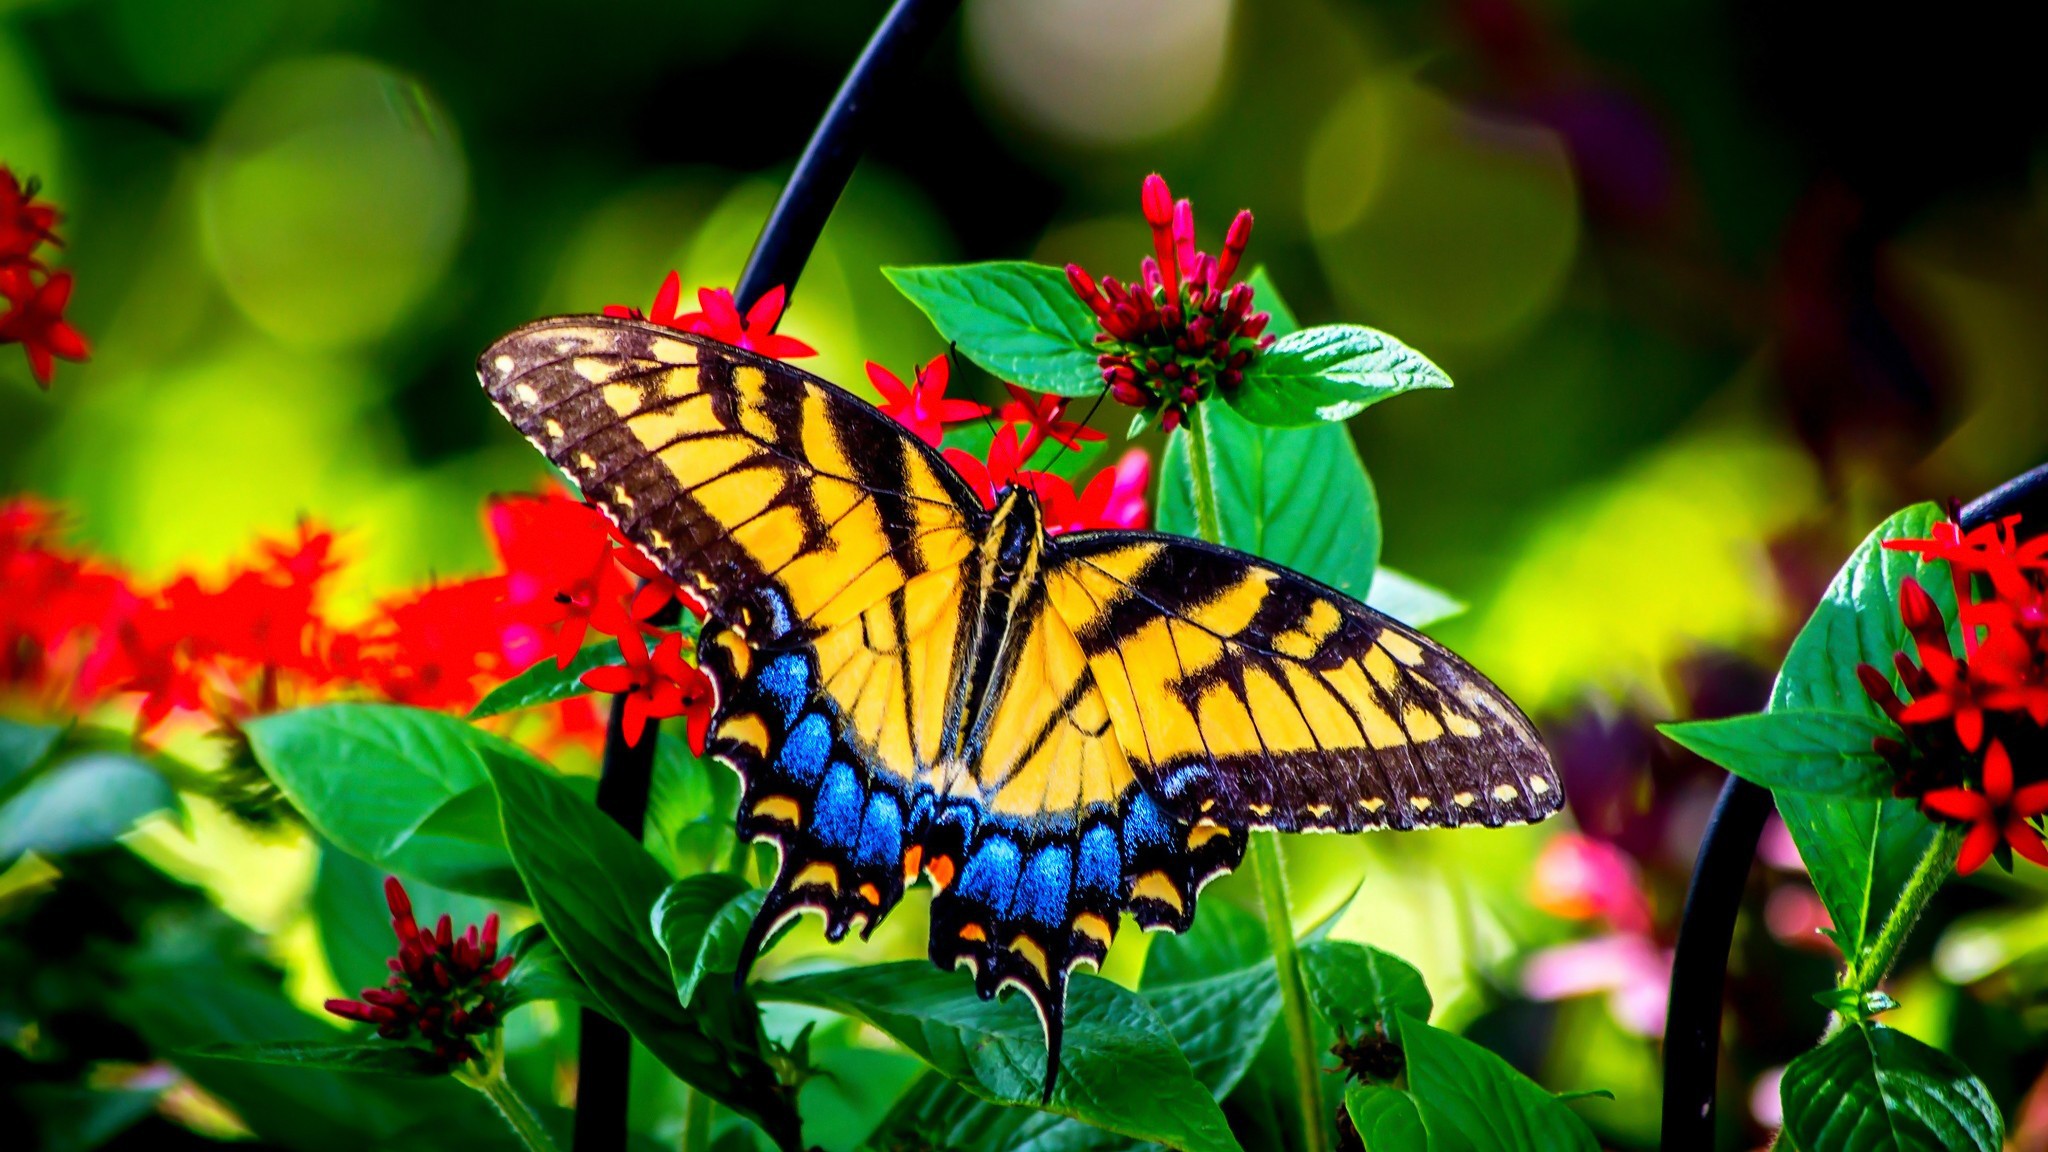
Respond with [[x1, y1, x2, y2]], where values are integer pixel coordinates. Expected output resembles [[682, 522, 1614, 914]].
[[479, 315, 1562, 1098]]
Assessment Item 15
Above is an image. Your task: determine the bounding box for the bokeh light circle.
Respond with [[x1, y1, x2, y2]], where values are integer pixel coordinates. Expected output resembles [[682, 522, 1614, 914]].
[[198, 56, 468, 349]]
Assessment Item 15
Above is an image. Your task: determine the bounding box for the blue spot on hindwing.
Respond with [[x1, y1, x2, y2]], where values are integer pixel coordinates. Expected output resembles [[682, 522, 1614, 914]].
[[957, 835, 1021, 906], [776, 713, 830, 784], [1015, 845, 1072, 927], [1122, 792, 1172, 858], [1078, 824, 1120, 895], [756, 655, 810, 726], [855, 793, 904, 867], [814, 762, 863, 846]]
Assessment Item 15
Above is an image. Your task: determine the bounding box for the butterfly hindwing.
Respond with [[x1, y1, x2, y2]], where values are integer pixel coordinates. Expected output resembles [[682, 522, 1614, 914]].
[[478, 316, 983, 637], [1043, 530, 1560, 835]]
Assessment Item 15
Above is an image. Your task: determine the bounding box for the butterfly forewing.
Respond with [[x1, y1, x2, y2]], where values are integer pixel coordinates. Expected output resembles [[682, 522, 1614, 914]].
[[1043, 529, 1560, 832]]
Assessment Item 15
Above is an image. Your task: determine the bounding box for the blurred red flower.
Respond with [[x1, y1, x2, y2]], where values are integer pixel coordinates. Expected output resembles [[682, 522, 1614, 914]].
[[0, 167, 88, 388]]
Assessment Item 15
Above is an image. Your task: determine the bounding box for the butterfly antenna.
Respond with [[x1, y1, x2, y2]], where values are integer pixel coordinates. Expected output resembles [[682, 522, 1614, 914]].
[[1043, 377, 1114, 477]]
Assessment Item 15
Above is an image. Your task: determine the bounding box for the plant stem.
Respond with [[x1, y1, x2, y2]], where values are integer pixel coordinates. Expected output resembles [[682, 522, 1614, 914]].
[[458, 1046, 563, 1152], [1820, 822, 1962, 1039], [1185, 414, 1327, 1152], [1253, 832, 1328, 1152], [1182, 411, 1224, 543]]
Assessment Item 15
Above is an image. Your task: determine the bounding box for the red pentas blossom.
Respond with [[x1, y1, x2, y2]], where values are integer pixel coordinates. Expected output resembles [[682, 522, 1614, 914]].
[[1, 166, 89, 387], [1067, 173, 1272, 432], [1859, 513, 2048, 873], [867, 355, 990, 447], [580, 627, 713, 749], [606, 273, 816, 360], [325, 877, 514, 1070]]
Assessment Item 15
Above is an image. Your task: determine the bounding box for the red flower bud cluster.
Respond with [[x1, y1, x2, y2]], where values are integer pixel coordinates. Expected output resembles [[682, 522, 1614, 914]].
[[1067, 174, 1272, 432], [324, 877, 514, 1070], [1, 166, 89, 387], [1859, 515, 2048, 873], [605, 274, 816, 361]]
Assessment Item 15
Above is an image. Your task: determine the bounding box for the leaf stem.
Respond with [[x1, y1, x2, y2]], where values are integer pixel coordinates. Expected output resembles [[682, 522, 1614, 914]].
[[1826, 822, 1961, 1038], [457, 1041, 563, 1152], [1186, 412, 1326, 1152]]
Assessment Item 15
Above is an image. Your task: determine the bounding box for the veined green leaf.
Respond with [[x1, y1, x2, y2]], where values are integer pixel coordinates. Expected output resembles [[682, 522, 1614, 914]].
[[1660, 710, 1898, 797], [650, 872, 757, 1007], [762, 962, 1240, 1152], [246, 705, 525, 900], [1769, 504, 1949, 963], [1365, 566, 1466, 628], [1344, 1082, 1440, 1151], [481, 750, 801, 1149], [468, 645, 615, 719], [1396, 1014, 1599, 1151], [885, 262, 1103, 397], [1230, 323, 1450, 428], [183, 1042, 448, 1078], [1781, 1024, 2001, 1152], [1299, 940, 1433, 1036]]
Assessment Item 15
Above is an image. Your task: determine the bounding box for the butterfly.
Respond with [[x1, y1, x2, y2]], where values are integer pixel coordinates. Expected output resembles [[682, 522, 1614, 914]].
[[479, 315, 1561, 1099]]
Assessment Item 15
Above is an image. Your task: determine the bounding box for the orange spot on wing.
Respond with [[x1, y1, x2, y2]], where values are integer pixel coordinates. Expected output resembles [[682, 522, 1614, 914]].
[[902, 845, 924, 885], [858, 882, 882, 905], [958, 922, 987, 942], [926, 854, 955, 892]]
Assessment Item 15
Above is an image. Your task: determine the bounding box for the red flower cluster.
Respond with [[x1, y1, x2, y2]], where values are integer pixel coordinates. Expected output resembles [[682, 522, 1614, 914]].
[[0, 489, 704, 748], [1, 167, 89, 387], [605, 274, 816, 360], [325, 877, 514, 1069], [1067, 174, 1273, 432], [1860, 515, 2048, 873]]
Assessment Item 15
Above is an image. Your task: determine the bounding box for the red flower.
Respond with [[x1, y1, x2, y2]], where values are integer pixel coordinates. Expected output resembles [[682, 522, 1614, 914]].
[[869, 355, 990, 447], [324, 876, 514, 1069], [944, 425, 1028, 511], [998, 384, 1105, 456], [0, 268, 90, 387], [350, 577, 515, 711], [581, 627, 704, 747], [943, 429, 1151, 536], [1921, 740, 2048, 874], [1067, 173, 1270, 430], [1070, 447, 1150, 531], [1, 168, 60, 265], [607, 274, 815, 360]]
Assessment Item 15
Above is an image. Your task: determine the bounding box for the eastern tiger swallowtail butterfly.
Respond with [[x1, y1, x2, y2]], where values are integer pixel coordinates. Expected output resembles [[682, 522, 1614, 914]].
[[479, 315, 1561, 1098]]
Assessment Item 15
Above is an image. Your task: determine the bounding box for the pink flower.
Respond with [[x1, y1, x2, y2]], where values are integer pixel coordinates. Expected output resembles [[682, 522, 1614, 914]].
[[1520, 933, 1672, 1037]]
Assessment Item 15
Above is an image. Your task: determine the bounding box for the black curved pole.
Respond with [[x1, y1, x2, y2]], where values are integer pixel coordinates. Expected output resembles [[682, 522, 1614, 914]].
[[1659, 460, 2048, 1150], [574, 3, 962, 1150]]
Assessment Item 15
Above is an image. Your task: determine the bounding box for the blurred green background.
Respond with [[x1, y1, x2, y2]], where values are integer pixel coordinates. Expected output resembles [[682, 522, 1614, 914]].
[[7, 0, 2048, 1148]]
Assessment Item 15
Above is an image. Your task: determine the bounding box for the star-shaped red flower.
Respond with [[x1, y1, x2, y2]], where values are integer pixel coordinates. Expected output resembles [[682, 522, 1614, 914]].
[[604, 276, 816, 360], [0, 268, 89, 387], [999, 384, 1106, 455], [870, 355, 990, 447], [1921, 739, 2048, 874]]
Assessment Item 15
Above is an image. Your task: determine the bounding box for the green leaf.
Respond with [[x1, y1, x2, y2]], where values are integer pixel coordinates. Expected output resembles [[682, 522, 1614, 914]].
[[1345, 1082, 1440, 1151], [1366, 566, 1467, 628], [1812, 988, 1899, 1019], [246, 704, 525, 901], [1146, 960, 1283, 1100], [1769, 504, 1949, 961], [884, 262, 1103, 397], [1396, 1014, 1600, 1152], [763, 962, 1240, 1152], [468, 645, 614, 719], [1781, 1024, 2002, 1152], [0, 753, 175, 861], [497, 924, 601, 1015], [481, 750, 801, 1150], [1230, 323, 1450, 428], [650, 871, 758, 1006], [184, 1041, 449, 1078], [1659, 710, 1898, 797], [1300, 941, 1433, 1037], [647, 727, 739, 874], [1142, 900, 1271, 989], [0, 717, 65, 797], [869, 1072, 1129, 1152]]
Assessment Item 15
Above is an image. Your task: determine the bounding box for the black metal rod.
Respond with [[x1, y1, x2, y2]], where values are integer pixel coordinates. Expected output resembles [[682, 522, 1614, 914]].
[[574, 2, 962, 1148], [733, 0, 963, 314], [1658, 460, 2048, 1151]]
